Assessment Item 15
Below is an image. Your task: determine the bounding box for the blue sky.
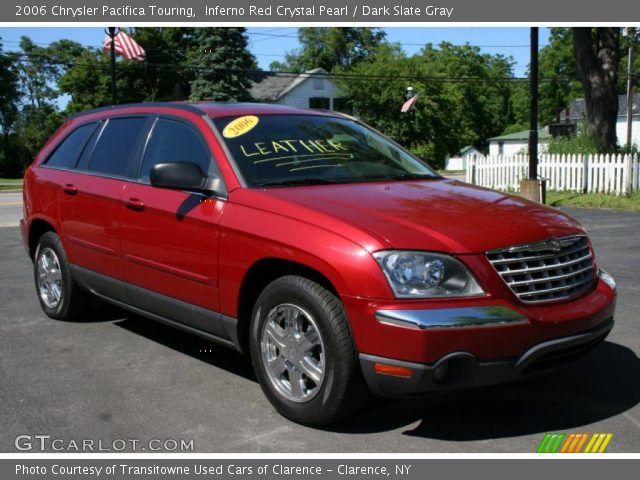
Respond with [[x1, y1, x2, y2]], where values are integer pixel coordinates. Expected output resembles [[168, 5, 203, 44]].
[[0, 26, 550, 74]]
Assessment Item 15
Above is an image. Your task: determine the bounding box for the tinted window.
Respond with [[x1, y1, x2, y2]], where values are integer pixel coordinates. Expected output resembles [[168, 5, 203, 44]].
[[139, 119, 211, 181], [46, 123, 97, 169], [87, 117, 147, 177]]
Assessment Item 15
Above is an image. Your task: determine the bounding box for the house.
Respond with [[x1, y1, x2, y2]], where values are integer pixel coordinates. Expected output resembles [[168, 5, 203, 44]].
[[488, 127, 551, 156], [444, 145, 482, 171], [250, 68, 350, 112], [560, 94, 640, 148]]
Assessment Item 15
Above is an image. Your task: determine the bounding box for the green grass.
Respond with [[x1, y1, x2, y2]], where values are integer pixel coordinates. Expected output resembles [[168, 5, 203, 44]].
[[0, 178, 22, 191], [546, 190, 640, 212]]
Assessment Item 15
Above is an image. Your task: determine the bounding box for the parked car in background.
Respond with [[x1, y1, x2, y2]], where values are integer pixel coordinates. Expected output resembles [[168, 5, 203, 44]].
[[21, 103, 616, 426]]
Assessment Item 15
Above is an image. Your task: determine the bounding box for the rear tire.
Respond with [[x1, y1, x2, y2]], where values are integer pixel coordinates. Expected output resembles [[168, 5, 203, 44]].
[[250, 275, 367, 426], [34, 231, 89, 321]]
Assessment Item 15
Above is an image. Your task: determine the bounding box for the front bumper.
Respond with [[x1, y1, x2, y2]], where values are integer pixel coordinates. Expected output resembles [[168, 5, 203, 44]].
[[343, 277, 616, 364], [360, 317, 614, 397]]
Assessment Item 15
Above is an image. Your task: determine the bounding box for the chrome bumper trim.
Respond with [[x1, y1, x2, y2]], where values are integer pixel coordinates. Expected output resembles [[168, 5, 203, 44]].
[[375, 306, 528, 330]]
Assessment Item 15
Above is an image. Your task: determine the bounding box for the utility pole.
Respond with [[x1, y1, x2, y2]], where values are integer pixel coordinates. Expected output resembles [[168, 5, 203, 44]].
[[520, 27, 545, 203], [529, 27, 539, 180], [107, 27, 118, 105], [625, 27, 636, 149]]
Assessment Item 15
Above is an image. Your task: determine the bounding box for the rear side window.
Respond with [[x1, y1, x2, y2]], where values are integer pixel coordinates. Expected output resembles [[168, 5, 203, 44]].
[[87, 117, 147, 177], [139, 118, 211, 181], [45, 123, 97, 169]]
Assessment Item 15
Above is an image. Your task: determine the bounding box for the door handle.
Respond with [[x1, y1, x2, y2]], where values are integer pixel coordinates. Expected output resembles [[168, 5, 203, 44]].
[[62, 184, 78, 195], [123, 198, 145, 211]]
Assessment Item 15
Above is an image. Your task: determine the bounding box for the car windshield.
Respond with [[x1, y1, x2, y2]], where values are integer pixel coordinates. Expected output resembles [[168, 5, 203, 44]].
[[211, 114, 439, 187]]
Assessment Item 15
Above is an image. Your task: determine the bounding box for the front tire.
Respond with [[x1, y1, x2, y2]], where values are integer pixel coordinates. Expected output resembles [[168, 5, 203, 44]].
[[250, 275, 367, 426], [34, 231, 89, 321]]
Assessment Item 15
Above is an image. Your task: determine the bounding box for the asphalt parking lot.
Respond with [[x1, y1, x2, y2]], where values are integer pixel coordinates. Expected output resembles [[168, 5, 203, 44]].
[[0, 204, 639, 453]]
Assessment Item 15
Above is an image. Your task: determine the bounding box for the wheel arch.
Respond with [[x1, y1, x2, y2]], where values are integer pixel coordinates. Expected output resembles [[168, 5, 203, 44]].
[[28, 218, 58, 260], [235, 257, 340, 354]]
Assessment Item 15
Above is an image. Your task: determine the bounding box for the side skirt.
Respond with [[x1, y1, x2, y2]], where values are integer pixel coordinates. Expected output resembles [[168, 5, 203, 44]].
[[70, 265, 242, 353]]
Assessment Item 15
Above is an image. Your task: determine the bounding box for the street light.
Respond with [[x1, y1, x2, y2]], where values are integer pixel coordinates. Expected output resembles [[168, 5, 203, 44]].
[[406, 86, 414, 99]]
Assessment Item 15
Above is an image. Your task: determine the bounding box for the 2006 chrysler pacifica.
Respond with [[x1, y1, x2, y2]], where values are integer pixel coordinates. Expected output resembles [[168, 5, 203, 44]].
[[21, 102, 616, 425]]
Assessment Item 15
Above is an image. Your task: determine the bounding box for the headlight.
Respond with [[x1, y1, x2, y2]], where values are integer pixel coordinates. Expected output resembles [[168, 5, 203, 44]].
[[372, 251, 484, 298]]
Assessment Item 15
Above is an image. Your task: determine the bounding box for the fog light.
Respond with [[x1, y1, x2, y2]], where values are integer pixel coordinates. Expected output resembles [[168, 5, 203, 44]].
[[374, 363, 413, 378]]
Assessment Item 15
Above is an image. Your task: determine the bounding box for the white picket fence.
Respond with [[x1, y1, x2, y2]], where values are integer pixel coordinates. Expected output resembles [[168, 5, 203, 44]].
[[465, 154, 640, 195]]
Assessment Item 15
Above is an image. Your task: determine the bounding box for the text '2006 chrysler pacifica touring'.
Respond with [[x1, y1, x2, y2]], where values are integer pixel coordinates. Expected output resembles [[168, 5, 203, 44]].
[[21, 102, 616, 426]]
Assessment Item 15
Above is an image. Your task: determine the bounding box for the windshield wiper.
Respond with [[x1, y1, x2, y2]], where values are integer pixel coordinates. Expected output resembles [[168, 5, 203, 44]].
[[258, 177, 339, 188], [368, 173, 440, 181]]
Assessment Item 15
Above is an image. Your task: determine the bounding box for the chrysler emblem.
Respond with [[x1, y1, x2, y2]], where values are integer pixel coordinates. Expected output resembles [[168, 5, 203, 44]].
[[548, 238, 563, 252], [501, 236, 580, 254]]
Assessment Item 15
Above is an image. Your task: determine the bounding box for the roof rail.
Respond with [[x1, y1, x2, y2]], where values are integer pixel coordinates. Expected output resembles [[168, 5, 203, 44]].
[[67, 102, 206, 120]]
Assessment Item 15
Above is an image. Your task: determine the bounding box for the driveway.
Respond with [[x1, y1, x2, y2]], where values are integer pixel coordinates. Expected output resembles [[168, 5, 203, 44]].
[[0, 206, 638, 452]]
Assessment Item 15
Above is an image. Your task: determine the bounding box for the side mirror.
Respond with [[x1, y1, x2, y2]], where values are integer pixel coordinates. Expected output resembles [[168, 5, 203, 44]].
[[150, 162, 212, 193]]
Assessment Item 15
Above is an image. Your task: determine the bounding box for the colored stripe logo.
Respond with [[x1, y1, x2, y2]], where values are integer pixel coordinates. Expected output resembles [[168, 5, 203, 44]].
[[537, 433, 613, 453]]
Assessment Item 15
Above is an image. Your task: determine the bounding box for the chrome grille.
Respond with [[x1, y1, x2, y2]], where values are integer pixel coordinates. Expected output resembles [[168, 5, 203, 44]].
[[487, 236, 595, 303]]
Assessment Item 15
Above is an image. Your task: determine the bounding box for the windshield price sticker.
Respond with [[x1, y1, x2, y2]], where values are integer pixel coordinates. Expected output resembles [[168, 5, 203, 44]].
[[222, 115, 259, 138]]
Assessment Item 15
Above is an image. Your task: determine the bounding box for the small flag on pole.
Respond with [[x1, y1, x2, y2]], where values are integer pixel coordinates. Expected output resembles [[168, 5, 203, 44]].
[[401, 94, 419, 113], [103, 30, 145, 62]]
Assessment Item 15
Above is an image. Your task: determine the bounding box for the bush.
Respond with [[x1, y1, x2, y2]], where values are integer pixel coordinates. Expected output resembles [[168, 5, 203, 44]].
[[619, 143, 639, 155], [547, 131, 599, 155], [409, 143, 444, 169]]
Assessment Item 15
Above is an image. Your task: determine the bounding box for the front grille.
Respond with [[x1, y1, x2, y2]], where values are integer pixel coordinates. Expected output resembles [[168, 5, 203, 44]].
[[487, 236, 595, 303]]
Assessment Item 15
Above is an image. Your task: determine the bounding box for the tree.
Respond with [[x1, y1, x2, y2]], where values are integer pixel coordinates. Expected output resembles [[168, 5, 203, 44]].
[[0, 39, 20, 175], [8, 37, 65, 175], [338, 42, 515, 167], [505, 28, 583, 132], [57, 28, 201, 112], [419, 42, 514, 153], [130, 27, 198, 101], [270, 28, 386, 72], [15, 37, 58, 110], [57, 48, 114, 112], [538, 28, 583, 125], [189, 28, 256, 101], [572, 27, 620, 151]]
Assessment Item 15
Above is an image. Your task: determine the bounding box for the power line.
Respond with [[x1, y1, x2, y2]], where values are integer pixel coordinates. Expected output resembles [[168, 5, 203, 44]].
[[246, 32, 551, 48], [10, 54, 599, 83], [2, 35, 550, 52]]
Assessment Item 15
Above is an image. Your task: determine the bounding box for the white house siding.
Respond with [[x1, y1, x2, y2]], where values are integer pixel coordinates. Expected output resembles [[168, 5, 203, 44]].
[[489, 140, 548, 157], [274, 77, 344, 110], [445, 156, 466, 170], [445, 147, 482, 170], [615, 117, 640, 148]]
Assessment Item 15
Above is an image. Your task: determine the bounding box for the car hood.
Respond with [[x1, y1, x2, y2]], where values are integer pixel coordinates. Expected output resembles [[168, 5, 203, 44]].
[[236, 179, 586, 254]]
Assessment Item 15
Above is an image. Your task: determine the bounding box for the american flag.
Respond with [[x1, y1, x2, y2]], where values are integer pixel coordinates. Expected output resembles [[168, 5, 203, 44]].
[[103, 30, 145, 62], [400, 94, 419, 113]]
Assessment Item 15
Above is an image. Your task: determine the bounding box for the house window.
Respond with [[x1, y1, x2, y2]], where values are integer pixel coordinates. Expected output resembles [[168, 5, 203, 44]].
[[498, 141, 504, 156], [313, 78, 324, 90], [309, 97, 330, 110], [332, 97, 352, 114]]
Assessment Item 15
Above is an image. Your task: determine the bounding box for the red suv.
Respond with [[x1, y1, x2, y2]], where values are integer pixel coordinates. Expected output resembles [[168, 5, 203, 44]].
[[21, 102, 616, 426]]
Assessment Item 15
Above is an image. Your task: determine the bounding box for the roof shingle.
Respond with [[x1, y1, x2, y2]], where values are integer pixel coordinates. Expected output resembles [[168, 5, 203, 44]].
[[249, 68, 329, 102], [562, 94, 640, 121]]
